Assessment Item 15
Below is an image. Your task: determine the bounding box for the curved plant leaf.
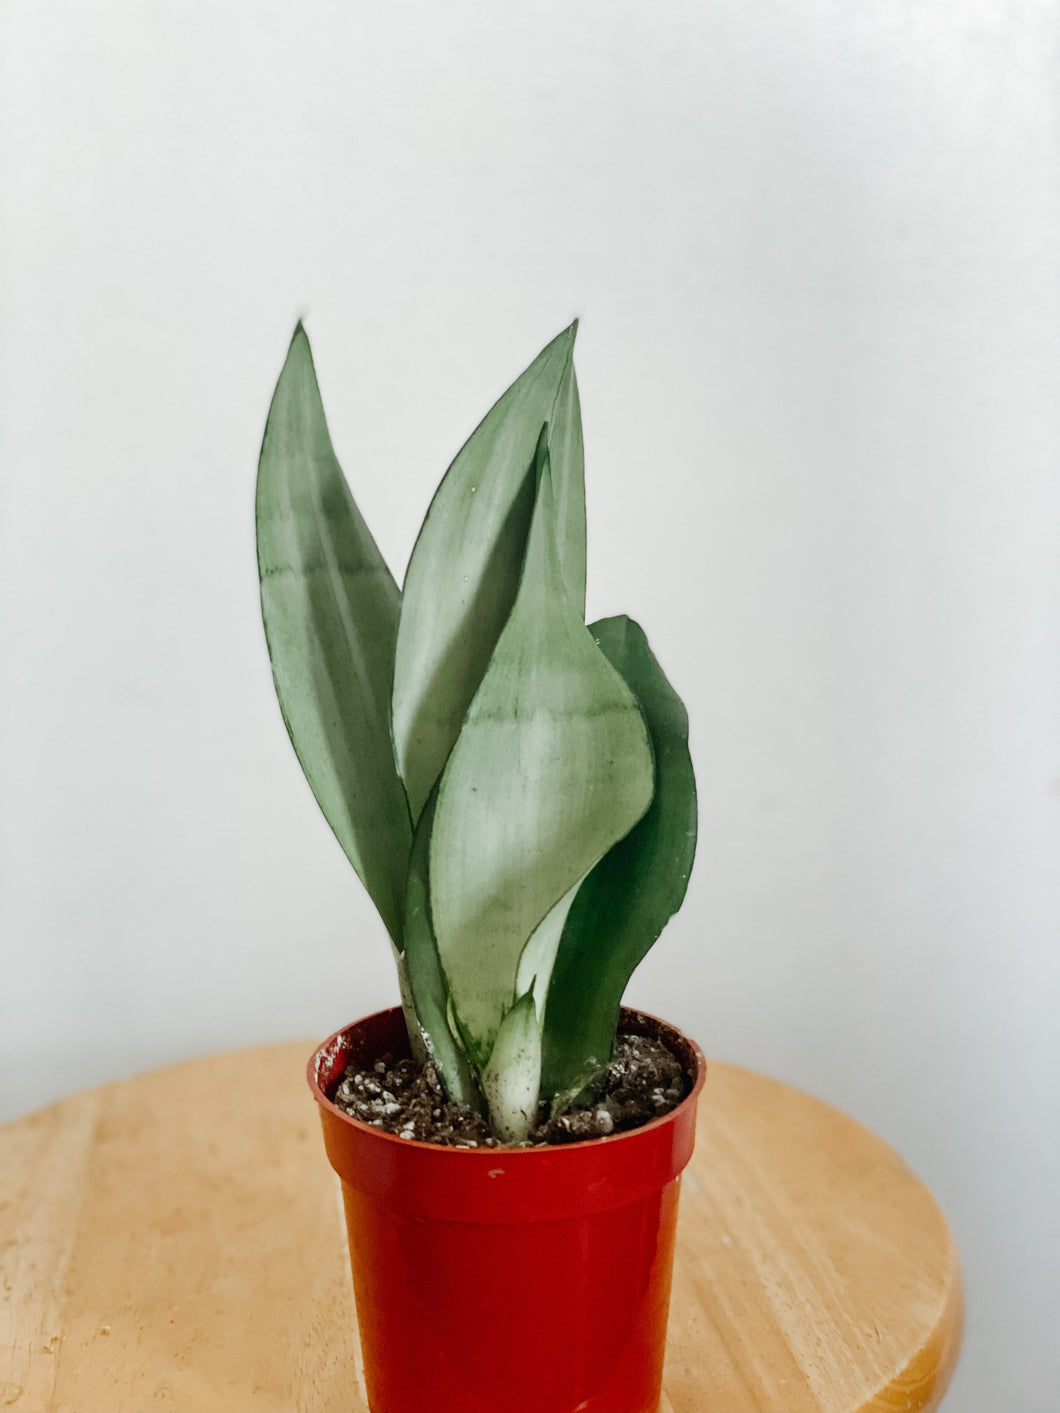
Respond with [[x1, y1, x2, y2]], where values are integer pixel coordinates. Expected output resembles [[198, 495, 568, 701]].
[[392, 323, 585, 823], [429, 438, 654, 1067], [540, 615, 697, 1102], [256, 325, 412, 945], [514, 876, 585, 1021], [402, 786, 481, 1108]]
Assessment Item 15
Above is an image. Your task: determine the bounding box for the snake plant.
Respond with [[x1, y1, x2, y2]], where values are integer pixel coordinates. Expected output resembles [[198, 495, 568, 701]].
[[256, 322, 697, 1143]]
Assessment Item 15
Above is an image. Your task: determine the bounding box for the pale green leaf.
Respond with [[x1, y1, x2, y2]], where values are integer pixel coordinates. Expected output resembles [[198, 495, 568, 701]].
[[429, 439, 654, 1062], [540, 616, 697, 1101], [514, 876, 585, 1022], [543, 354, 585, 618], [392, 324, 585, 822], [481, 991, 542, 1144], [256, 325, 412, 945]]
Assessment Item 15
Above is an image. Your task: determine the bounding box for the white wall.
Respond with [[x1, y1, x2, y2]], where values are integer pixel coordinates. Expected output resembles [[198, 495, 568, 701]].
[[2, 3, 1057, 1407]]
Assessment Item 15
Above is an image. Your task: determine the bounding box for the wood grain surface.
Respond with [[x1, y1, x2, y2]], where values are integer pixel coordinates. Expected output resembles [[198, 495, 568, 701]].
[[0, 1043, 962, 1411]]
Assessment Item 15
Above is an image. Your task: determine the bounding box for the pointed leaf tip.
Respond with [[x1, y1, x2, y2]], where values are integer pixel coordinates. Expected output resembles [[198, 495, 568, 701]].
[[392, 324, 587, 821]]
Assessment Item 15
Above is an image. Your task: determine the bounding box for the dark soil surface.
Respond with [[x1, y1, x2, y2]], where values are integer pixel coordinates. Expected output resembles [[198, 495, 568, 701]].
[[330, 1032, 690, 1148]]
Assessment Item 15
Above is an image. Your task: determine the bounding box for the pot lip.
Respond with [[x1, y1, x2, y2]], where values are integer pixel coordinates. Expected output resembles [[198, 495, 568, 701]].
[[307, 1004, 706, 1157]]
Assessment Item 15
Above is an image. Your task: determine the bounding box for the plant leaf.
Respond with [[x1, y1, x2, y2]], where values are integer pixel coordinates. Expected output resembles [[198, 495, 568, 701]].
[[393, 946, 428, 1067], [429, 439, 654, 1065], [514, 876, 585, 1021], [392, 323, 585, 822], [256, 325, 412, 945], [540, 616, 697, 1101], [545, 356, 586, 619], [402, 786, 481, 1108], [481, 991, 542, 1144]]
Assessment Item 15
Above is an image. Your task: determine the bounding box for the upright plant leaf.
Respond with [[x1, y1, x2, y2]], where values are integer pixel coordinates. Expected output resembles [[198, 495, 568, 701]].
[[544, 356, 586, 618], [392, 323, 584, 822], [481, 991, 542, 1144], [429, 439, 655, 1067], [540, 616, 697, 1101], [402, 787, 481, 1108], [256, 325, 412, 945], [514, 877, 585, 1020]]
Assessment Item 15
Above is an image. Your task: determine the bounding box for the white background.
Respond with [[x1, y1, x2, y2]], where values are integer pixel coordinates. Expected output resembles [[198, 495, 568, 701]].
[[2, 3, 1058, 1408]]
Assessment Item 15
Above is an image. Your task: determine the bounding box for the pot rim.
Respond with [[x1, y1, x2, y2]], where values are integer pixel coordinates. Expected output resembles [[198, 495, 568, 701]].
[[307, 1004, 706, 1158]]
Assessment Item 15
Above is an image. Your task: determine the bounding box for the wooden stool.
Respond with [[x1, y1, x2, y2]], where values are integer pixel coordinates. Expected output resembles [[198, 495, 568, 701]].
[[0, 1042, 963, 1411]]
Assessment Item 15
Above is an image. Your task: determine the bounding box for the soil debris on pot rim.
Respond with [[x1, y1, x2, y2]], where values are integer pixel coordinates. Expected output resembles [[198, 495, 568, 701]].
[[329, 1031, 690, 1148]]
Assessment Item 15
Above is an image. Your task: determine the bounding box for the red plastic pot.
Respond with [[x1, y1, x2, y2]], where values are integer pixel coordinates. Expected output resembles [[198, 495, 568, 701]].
[[308, 1005, 705, 1413]]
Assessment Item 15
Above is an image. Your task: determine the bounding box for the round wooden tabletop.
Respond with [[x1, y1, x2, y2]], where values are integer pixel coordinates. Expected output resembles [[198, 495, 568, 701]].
[[0, 1042, 962, 1412]]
